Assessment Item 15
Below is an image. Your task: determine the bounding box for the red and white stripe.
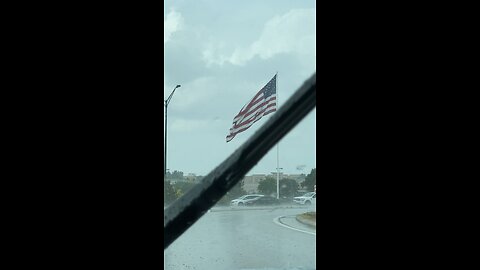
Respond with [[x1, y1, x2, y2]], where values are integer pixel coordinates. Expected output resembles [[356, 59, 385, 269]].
[[226, 93, 276, 142]]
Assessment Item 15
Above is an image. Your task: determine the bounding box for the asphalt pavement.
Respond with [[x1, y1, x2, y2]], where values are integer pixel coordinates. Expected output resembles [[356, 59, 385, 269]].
[[164, 205, 316, 270]]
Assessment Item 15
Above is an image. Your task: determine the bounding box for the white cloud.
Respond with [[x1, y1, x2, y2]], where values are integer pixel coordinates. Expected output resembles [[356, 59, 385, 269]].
[[203, 8, 315, 66], [164, 9, 184, 44], [202, 42, 230, 67]]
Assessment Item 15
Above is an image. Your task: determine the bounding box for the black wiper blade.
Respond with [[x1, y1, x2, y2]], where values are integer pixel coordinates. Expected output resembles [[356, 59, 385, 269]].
[[164, 72, 316, 250]]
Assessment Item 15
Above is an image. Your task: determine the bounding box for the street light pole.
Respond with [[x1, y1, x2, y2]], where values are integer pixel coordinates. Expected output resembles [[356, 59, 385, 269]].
[[164, 84, 181, 180]]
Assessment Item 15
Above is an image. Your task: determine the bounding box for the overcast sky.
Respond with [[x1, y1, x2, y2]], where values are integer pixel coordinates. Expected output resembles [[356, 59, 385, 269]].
[[164, 0, 316, 176]]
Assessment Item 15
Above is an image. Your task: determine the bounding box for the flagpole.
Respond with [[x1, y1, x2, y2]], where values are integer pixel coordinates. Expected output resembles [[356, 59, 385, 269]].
[[276, 144, 279, 199], [276, 72, 280, 200]]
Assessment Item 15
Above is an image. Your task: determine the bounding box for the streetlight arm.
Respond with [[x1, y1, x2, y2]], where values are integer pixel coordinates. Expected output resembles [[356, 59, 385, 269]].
[[165, 85, 181, 106], [165, 84, 180, 179]]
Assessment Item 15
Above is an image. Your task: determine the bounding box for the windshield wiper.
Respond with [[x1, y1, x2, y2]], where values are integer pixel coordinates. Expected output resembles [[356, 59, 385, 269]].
[[164, 72, 316, 250]]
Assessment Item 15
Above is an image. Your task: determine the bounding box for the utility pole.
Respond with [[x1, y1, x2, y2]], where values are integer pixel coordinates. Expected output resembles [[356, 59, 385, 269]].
[[164, 84, 181, 180]]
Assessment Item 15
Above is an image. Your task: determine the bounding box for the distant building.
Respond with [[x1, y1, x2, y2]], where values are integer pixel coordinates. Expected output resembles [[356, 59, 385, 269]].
[[242, 174, 267, 194], [268, 172, 305, 183], [242, 173, 306, 194]]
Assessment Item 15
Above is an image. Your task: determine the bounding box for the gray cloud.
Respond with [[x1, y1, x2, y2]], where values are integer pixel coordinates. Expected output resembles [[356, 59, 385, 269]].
[[164, 0, 316, 176], [164, 9, 184, 44]]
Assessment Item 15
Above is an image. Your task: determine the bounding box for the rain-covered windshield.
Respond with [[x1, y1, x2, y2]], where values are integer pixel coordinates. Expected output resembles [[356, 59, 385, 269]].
[[164, 1, 316, 269]]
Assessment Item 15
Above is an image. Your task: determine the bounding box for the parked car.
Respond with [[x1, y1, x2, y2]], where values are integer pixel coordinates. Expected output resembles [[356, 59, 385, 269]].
[[246, 196, 280, 206], [293, 192, 316, 205], [230, 194, 264, 206]]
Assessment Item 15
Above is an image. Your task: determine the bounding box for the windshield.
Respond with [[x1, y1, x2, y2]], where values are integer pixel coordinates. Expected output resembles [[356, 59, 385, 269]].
[[164, 1, 316, 269]]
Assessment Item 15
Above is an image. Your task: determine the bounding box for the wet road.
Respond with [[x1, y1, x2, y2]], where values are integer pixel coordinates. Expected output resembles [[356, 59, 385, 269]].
[[164, 205, 316, 270]]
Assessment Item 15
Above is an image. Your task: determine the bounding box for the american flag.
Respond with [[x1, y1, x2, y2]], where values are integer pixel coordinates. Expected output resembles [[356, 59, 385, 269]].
[[226, 74, 277, 142]]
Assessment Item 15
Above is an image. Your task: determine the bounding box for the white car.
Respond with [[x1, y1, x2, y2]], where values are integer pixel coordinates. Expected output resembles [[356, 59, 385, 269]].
[[293, 192, 316, 205], [230, 194, 264, 206]]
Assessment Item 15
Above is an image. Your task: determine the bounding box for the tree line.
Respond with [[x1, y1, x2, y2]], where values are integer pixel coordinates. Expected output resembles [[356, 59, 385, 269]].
[[164, 168, 316, 205], [165, 170, 184, 179]]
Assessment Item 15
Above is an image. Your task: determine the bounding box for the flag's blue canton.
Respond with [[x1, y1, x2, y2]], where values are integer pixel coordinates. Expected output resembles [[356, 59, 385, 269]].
[[263, 75, 276, 98]]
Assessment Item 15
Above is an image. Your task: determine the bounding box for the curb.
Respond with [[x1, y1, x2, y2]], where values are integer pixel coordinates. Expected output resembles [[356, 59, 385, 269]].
[[209, 205, 310, 212], [295, 215, 316, 229], [274, 216, 316, 236]]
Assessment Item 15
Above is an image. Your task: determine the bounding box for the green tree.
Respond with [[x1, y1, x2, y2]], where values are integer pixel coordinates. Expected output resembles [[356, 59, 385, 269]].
[[302, 168, 316, 191], [258, 176, 276, 195], [164, 180, 177, 204], [279, 178, 299, 198], [175, 188, 183, 198], [171, 170, 184, 179], [258, 177, 299, 198], [173, 181, 196, 197], [165, 170, 184, 180]]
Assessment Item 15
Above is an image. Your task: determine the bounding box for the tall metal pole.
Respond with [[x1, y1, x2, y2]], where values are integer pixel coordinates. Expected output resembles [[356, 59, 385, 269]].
[[276, 148, 280, 199], [276, 72, 279, 199], [164, 101, 168, 179], [164, 85, 181, 181]]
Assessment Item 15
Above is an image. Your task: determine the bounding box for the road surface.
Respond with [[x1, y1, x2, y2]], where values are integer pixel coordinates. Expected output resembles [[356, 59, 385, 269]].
[[164, 205, 316, 270]]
